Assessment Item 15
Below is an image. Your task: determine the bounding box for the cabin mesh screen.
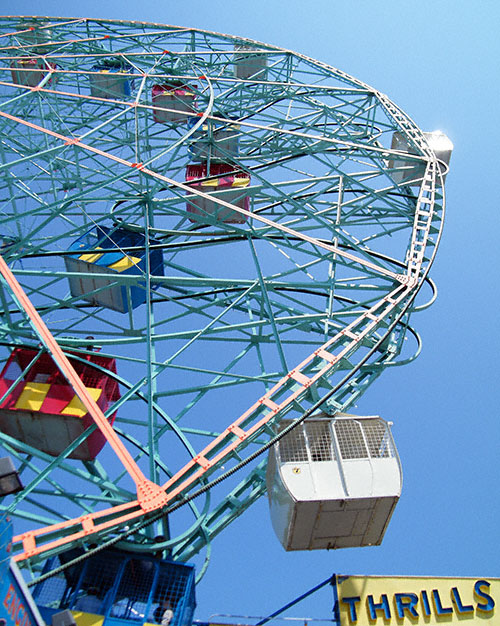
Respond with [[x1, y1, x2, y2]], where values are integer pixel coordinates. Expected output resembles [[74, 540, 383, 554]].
[[305, 421, 335, 461], [73, 551, 122, 613], [112, 559, 156, 620], [277, 423, 308, 462], [154, 563, 193, 626], [334, 420, 368, 459], [32, 570, 68, 610], [362, 419, 394, 458]]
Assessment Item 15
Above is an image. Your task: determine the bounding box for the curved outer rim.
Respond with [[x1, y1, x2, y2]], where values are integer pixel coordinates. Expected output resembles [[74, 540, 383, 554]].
[[0, 16, 446, 563]]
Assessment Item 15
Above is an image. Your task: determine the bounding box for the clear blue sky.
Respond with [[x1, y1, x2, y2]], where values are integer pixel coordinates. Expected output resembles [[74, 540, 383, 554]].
[[2, 0, 499, 621]]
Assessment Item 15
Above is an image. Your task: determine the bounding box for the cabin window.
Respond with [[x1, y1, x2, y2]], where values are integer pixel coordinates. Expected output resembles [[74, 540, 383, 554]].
[[4, 359, 22, 381], [362, 419, 394, 458], [277, 424, 308, 463], [32, 569, 68, 610], [305, 421, 334, 462], [335, 420, 368, 460], [112, 559, 156, 620], [74, 552, 122, 611]]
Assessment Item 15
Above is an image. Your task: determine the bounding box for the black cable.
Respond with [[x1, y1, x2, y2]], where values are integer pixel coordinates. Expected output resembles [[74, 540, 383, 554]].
[[25, 267, 426, 588], [25, 167, 445, 587]]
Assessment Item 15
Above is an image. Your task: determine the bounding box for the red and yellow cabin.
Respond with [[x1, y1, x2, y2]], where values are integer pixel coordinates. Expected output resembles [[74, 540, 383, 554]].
[[11, 58, 56, 87], [152, 83, 196, 123], [185, 162, 251, 224], [0, 348, 120, 460]]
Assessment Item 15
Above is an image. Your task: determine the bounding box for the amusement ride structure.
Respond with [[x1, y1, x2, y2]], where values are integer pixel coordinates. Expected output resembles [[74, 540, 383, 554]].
[[0, 15, 452, 626]]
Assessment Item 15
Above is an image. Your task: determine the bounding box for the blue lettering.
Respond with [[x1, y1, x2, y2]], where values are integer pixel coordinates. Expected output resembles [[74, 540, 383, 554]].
[[340, 597, 360, 624], [395, 593, 418, 618], [432, 589, 453, 615], [451, 587, 473, 614], [367, 594, 391, 619], [474, 580, 495, 613], [420, 590, 431, 617]]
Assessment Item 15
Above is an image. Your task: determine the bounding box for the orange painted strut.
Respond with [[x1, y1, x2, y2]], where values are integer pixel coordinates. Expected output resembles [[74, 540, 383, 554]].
[[0, 255, 168, 510], [0, 107, 430, 561], [0, 109, 400, 283], [4, 268, 412, 561]]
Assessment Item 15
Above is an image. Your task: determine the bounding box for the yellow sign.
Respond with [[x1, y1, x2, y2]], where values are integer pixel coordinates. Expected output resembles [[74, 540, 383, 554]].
[[336, 575, 498, 625]]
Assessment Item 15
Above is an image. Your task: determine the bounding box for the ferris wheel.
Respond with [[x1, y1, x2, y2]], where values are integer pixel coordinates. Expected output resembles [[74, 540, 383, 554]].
[[0, 16, 451, 580]]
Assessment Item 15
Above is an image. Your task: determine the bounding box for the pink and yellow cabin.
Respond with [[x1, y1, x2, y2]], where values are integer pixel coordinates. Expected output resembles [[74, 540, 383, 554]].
[[0, 348, 120, 460], [152, 82, 196, 123], [11, 58, 56, 87], [185, 162, 251, 224]]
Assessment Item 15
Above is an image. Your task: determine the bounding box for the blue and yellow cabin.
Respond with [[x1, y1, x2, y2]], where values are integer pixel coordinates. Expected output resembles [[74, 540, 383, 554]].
[[33, 549, 196, 626], [64, 226, 164, 313]]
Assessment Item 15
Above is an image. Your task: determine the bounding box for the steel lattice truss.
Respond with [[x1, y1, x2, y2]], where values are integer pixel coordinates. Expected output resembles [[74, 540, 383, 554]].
[[0, 17, 445, 576]]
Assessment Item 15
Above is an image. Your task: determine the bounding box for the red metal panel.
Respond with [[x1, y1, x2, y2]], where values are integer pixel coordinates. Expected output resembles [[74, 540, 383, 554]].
[[152, 83, 196, 123], [0, 348, 119, 460], [185, 163, 251, 223]]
